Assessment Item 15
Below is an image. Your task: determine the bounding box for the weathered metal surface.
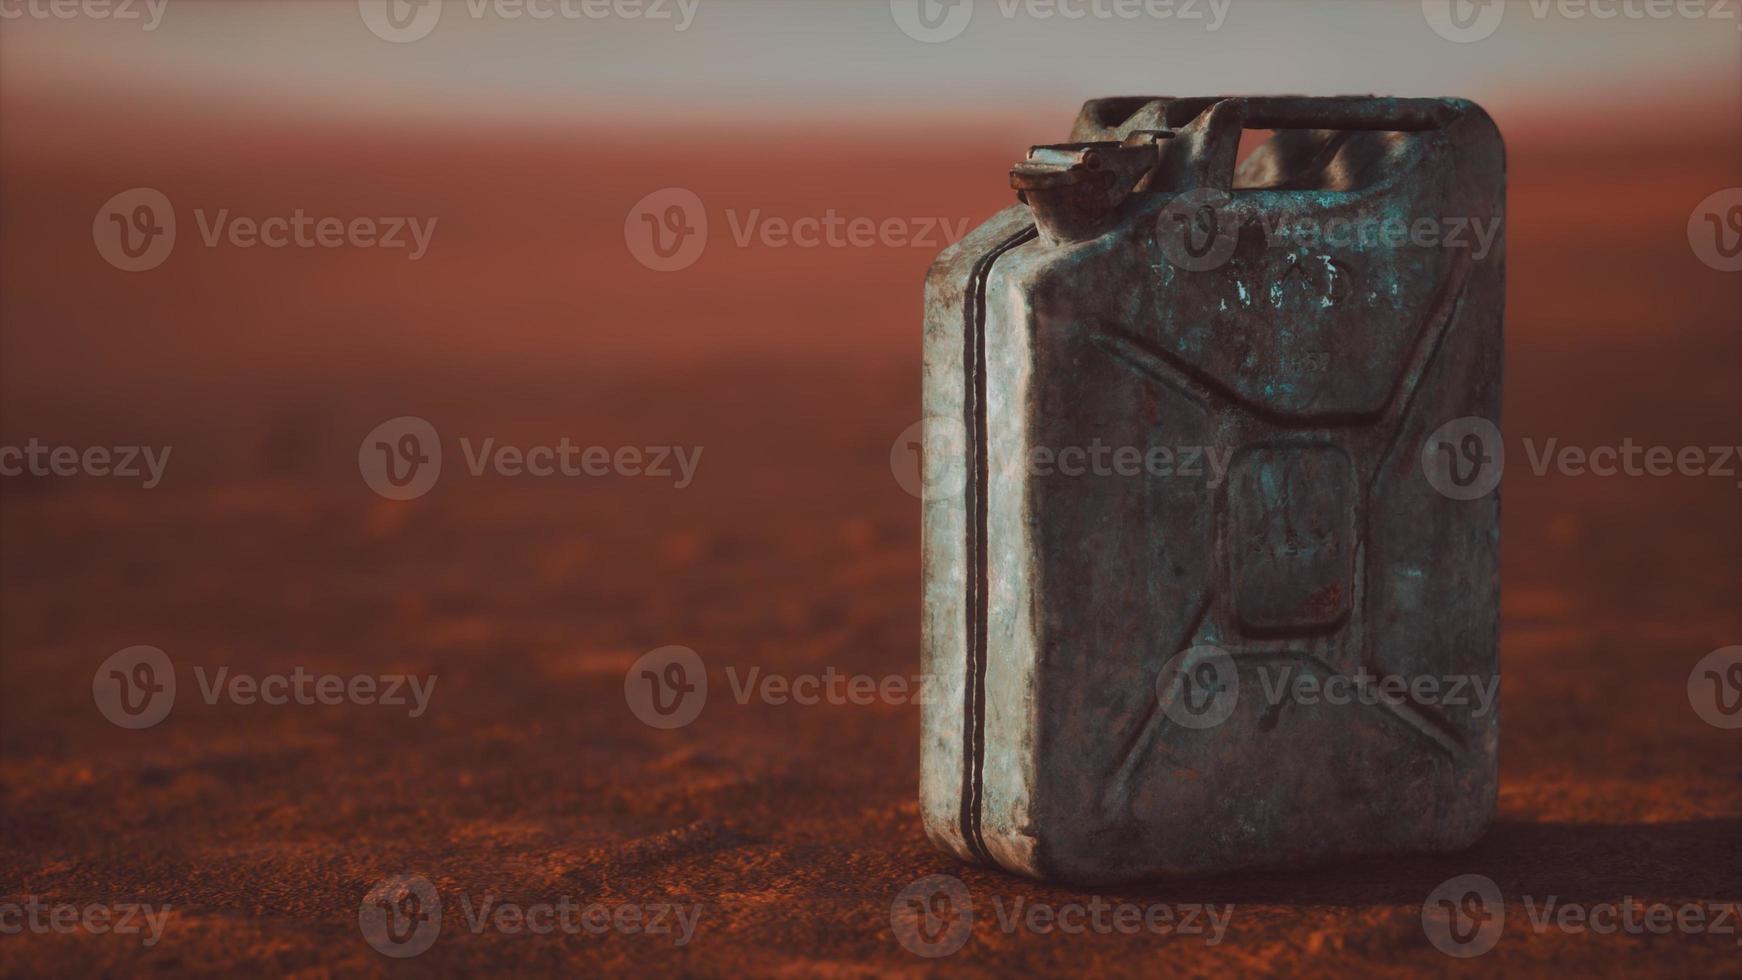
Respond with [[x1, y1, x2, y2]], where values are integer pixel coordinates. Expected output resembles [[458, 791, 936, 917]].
[[920, 96, 1506, 884]]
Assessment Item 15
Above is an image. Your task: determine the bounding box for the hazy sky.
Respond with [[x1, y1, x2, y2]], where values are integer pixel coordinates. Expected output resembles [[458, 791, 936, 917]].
[[4, 0, 1737, 124]]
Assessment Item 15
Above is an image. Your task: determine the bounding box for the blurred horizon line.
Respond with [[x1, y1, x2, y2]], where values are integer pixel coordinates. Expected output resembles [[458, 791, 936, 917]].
[[7, 75, 1740, 152], [3, 0, 1737, 142]]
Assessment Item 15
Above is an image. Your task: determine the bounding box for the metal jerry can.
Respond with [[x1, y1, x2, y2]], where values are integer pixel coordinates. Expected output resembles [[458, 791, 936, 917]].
[[920, 96, 1505, 884]]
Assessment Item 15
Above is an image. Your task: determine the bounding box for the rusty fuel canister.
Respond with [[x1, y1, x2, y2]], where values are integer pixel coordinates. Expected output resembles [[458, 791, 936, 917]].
[[920, 96, 1505, 884]]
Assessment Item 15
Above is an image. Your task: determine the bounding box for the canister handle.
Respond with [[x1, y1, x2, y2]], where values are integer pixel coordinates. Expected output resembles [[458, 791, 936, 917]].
[[1163, 96, 1460, 133], [1161, 96, 1461, 194]]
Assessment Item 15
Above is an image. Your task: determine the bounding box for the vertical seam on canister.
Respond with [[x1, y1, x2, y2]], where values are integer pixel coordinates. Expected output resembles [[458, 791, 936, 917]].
[[960, 224, 1038, 866]]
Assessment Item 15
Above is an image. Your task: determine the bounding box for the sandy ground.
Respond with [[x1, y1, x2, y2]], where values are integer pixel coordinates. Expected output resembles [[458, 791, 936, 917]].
[[1, 99, 1739, 976]]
